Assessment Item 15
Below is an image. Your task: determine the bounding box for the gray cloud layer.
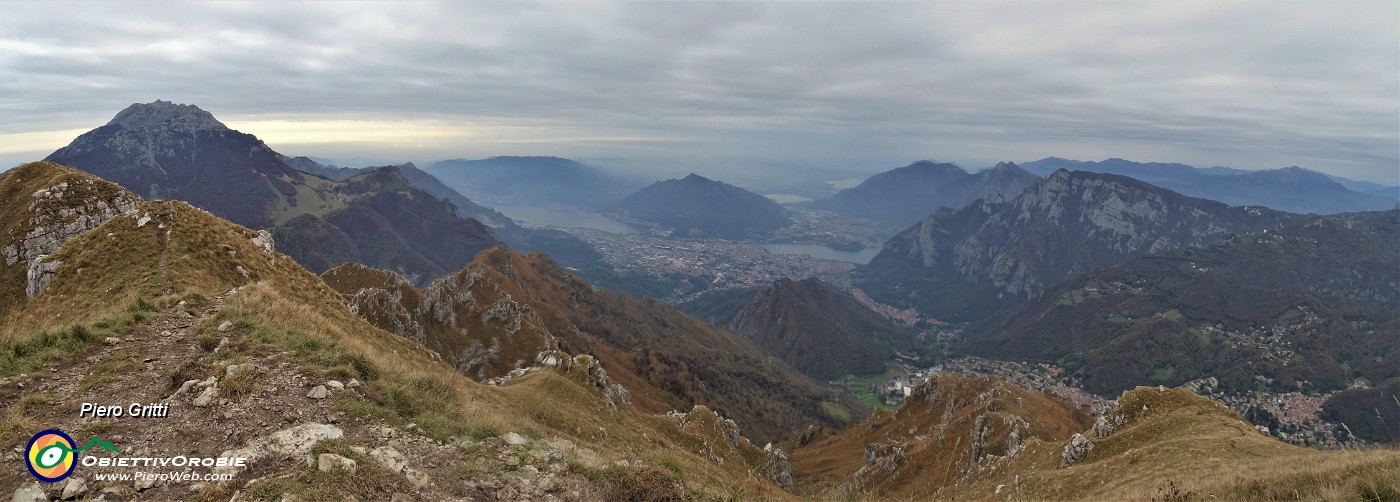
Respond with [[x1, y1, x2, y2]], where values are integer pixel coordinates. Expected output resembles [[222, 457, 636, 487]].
[[2, 1, 1396, 183]]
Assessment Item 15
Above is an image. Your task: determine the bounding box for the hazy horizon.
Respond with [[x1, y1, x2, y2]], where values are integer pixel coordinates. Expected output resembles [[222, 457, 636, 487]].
[[2, 1, 1396, 185]]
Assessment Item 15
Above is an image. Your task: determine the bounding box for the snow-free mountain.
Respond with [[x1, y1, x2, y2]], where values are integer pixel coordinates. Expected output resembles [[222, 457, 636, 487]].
[[856, 169, 1294, 321], [1021, 157, 1398, 214], [609, 173, 792, 239], [811, 160, 1039, 235]]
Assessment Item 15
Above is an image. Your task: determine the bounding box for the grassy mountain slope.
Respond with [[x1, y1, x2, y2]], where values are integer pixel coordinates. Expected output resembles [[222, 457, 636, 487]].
[[790, 373, 1090, 499], [271, 166, 500, 283], [323, 252, 864, 444], [681, 278, 916, 380], [943, 386, 1400, 501], [1, 162, 141, 321], [0, 161, 797, 500], [1, 162, 312, 342]]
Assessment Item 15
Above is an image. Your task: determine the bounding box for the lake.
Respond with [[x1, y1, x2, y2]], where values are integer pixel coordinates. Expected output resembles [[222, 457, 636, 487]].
[[494, 205, 642, 234], [759, 243, 881, 264]]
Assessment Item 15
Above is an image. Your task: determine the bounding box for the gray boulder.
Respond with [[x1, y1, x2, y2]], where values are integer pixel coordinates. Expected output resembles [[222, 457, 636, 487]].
[[1060, 433, 1093, 468]]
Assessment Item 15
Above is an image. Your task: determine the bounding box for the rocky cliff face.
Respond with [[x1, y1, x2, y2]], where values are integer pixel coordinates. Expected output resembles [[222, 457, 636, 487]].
[[323, 259, 557, 381], [856, 169, 1293, 321], [0, 163, 140, 310], [46, 100, 305, 228]]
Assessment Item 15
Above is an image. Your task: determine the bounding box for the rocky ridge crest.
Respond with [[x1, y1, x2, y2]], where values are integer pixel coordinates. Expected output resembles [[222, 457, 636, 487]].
[[858, 169, 1293, 320]]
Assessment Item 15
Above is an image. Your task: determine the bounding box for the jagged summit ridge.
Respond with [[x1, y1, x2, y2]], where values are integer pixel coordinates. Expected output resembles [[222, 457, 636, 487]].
[[107, 99, 228, 132]]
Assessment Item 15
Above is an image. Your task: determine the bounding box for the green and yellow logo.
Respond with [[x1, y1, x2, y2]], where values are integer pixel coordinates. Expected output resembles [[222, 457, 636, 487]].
[[24, 429, 119, 482]]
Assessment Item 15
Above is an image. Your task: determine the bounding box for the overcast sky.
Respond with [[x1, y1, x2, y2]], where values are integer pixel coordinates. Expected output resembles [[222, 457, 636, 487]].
[[2, 1, 1396, 184]]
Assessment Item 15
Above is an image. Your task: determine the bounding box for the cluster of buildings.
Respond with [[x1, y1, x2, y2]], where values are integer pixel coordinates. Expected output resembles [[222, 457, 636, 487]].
[[572, 228, 857, 301], [765, 206, 883, 248], [1210, 310, 1313, 362]]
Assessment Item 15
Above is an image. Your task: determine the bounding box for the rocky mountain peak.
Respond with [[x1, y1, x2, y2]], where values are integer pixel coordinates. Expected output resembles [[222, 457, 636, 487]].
[[107, 100, 228, 132], [681, 173, 710, 182], [1045, 167, 1074, 182], [857, 168, 1292, 320]]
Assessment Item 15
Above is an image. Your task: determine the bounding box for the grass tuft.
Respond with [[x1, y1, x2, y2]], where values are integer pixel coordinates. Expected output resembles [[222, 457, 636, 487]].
[[594, 464, 687, 502], [467, 424, 502, 441], [221, 366, 262, 400], [168, 359, 211, 390]]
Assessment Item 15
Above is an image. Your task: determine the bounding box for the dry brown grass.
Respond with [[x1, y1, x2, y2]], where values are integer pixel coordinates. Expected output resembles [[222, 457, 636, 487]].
[[791, 373, 1091, 500], [214, 278, 798, 499], [941, 386, 1400, 501], [1, 162, 136, 320], [593, 464, 688, 502], [1, 200, 299, 342], [0, 162, 797, 498], [0, 393, 50, 446]]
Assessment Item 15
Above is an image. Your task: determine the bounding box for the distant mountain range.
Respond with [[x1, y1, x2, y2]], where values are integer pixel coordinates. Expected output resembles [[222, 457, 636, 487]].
[[1197, 164, 1399, 196], [45, 101, 504, 283], [44, 101, 600, 284], [856, 169, 1293, 321], [680, 277, 914, 380], [425, 156, 638, 207], [609, 173, 792, 239], [1021, 157, 1398, 214], [810, 161, 1039, 235], [6, 118, 1400, 499]]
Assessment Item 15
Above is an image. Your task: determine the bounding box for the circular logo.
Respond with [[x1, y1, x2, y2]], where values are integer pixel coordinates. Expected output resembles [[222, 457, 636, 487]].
[[26, 429, 77, 482]]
